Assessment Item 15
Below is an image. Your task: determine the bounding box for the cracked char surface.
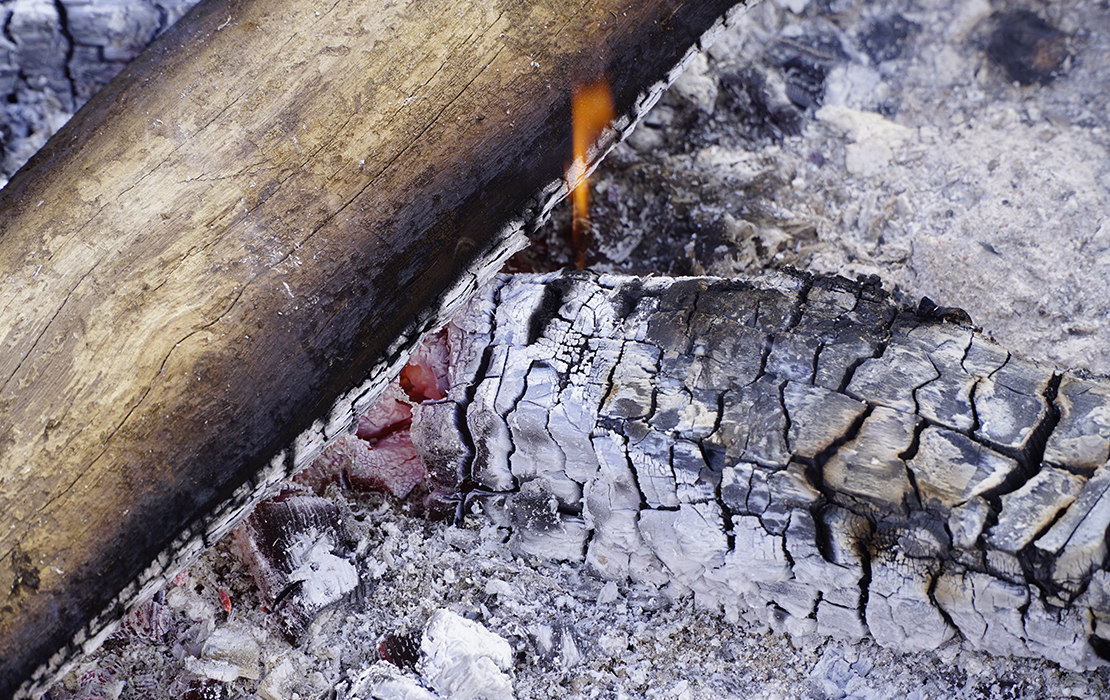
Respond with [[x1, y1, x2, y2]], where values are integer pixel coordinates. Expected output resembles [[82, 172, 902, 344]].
[[419, 269, 1110, 671]]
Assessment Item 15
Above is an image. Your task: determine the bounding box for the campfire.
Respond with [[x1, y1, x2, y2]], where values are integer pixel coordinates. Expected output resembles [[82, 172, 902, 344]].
[[568, 80, 616, 269], [4, 0, 1110, 699]]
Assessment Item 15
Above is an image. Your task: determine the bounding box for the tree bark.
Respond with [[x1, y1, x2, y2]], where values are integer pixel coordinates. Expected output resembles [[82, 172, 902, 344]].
[[416, 270, 1110, 671], [0, 0, 747, 695]]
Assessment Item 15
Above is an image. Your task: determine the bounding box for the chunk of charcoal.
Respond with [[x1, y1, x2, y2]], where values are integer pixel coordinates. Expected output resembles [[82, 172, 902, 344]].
[[404, 271, 1110, 670], [418, 610, 514, 700], [379, 632, 422, 669], [115, 594, 173, 644], [934, 568, 1031, 658], [866, 521, 955, 652], [987, 468, 1085, 554], [986, 11, 1070, 86], [232, 491, 359, 642], [783, 380, 867, 459], [718, 67, 803, 138], [299, 432, 427, 500], [508, 479, 588, 561], [766, 34, 846, 110], [862, 14, 919, 63], [972, 355, 1054, 453]]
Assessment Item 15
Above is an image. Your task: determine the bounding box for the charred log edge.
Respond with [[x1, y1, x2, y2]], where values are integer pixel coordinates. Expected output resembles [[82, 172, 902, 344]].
[[13, 6, 752, 697], [914, 296, 975, 327]]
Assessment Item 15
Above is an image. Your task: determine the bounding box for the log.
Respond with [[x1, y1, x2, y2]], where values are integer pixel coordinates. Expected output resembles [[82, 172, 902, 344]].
[[400, 269, 1110, 670], [0, 0, 747, 695]]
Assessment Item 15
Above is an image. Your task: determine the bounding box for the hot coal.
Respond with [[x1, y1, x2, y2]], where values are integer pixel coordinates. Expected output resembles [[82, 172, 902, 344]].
[[378, 631, 422, 669], [297, 334, 454, 505]]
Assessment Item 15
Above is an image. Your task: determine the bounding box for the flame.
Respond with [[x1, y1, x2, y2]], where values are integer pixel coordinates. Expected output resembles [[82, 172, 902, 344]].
[[568, 80, 614, 269]]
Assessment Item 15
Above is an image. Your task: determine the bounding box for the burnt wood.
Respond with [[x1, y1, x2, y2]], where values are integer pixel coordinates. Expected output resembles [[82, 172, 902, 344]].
[[0, 0, 746, 695], [425, 270, 1110, 670]]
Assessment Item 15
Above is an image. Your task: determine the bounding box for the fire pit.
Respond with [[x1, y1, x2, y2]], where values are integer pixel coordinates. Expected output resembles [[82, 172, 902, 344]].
[[3, 0, 1110, 698]]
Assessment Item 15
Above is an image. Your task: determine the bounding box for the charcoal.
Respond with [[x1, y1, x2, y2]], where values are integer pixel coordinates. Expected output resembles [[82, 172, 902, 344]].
[[232, 491, 359, 643], [415, 270, 1110, 670]]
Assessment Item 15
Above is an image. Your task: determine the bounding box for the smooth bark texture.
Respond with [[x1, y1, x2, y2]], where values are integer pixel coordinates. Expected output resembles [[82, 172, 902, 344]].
[[412, 270, 1110, 671], [0, 0, 745, 695]]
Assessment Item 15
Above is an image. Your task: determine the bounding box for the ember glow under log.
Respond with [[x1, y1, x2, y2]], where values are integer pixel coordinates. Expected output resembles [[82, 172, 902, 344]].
[[0, 0, 747, 695]]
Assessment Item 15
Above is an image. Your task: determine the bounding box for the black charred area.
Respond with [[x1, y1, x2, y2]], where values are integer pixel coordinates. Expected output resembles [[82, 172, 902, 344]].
[[528, 277, 571, 346], [986, 10, 1071, 86]]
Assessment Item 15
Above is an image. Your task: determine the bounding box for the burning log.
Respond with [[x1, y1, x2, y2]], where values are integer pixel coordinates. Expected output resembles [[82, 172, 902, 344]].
[[48, 267, 1110, 694], [395, 270, 1110, 670], [0, 0, 748, 695]]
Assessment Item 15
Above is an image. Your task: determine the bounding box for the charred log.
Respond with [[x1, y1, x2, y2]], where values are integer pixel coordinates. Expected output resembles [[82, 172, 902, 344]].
[[414, 270, 1110, 671]]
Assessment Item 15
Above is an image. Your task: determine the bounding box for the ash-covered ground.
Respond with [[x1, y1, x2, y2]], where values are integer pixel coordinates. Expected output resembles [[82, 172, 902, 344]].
[[520, 0, 1110, 376], [46, 492, 1110, 700], [16, 0, 1110, 698]]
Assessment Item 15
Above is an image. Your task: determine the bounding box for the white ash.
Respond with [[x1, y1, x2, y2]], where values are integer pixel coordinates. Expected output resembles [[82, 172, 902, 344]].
[[418, 609, 514, 700], [284, 532, 360, 611], [44, 490, 1110, 700], [184, 625, 261, 683]]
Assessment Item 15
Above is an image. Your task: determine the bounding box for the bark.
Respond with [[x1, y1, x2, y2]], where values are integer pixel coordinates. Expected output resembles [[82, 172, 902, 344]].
[[0, 0, 747, 695], [416, 270, 1110, 671]]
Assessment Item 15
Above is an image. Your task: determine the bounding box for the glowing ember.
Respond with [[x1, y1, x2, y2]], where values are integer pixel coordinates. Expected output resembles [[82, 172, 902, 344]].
[[295, 330, 452, 504], [568, 80, 614, 269]]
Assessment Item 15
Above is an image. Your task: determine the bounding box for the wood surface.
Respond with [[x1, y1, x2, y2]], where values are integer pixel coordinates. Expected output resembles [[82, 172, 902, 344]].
[[0, 0, 745, 695]]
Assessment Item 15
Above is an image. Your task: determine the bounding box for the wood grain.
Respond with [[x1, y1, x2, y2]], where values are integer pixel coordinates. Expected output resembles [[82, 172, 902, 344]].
[[0, 0, 745, 694]]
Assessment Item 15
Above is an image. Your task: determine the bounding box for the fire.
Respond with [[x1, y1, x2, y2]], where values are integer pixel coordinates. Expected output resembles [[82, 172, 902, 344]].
[[568, 80, 614, 269]]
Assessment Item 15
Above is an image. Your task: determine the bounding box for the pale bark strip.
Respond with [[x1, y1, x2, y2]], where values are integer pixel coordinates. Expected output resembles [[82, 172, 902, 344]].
[[0, 1, 749, 695], [421, 270, 1110, 671]]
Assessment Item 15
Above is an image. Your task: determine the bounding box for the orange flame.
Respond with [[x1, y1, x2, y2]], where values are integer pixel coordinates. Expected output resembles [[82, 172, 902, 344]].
[[568, 81, 614, 269]]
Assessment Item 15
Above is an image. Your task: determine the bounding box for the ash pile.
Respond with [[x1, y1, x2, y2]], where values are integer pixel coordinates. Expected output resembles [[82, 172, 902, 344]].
[[522, 0, 1110, 376]]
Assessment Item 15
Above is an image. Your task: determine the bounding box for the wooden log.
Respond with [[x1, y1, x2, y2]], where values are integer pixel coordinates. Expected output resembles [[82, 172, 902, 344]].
[[0, 0, 747, 695]]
